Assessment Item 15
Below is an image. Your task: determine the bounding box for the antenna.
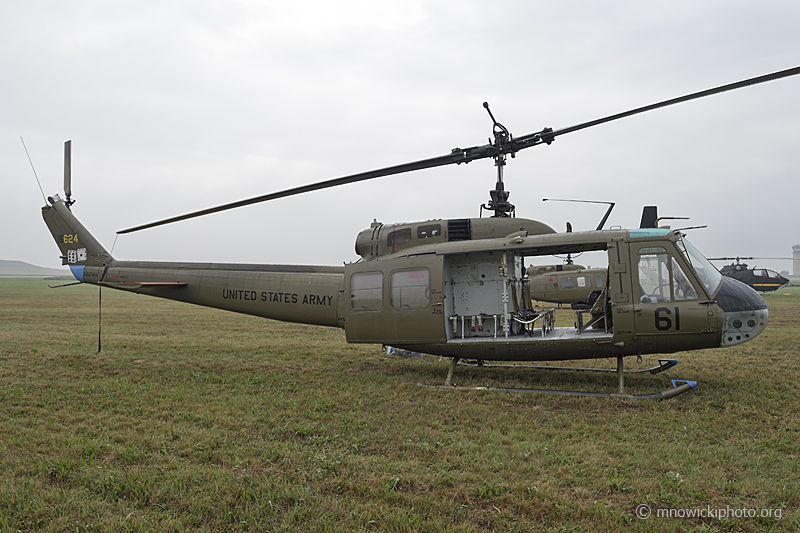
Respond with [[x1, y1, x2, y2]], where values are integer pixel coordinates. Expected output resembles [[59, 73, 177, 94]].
[[543, 199, 615, 230], [656, 216, 689, 228], [98, 285, 103, 353], [64, 140, 74, 208], [20, 137, 48, 204]]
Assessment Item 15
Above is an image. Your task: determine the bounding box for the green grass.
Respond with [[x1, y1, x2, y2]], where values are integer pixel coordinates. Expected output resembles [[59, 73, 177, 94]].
[[1, 278, 798, 532]]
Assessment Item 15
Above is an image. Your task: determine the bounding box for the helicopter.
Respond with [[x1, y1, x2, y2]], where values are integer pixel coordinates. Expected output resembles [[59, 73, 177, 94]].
[[524, 199, 613, 308], [708, 257, 790, 292], [527, 263, 608, 307], [524, 207, 697, 308], [41, 66, 800, 399]]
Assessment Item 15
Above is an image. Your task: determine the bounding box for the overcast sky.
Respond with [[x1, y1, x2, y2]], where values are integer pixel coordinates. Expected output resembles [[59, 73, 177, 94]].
[[4, 0, 799, 274]]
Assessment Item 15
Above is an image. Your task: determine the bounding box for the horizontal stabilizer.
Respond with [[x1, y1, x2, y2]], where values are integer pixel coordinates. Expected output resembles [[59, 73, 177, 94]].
[[99, 281, 188, 289]]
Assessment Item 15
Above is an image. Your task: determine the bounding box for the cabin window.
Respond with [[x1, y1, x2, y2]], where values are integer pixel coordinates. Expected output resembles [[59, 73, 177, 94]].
[[577, 276, 590, 288], [417, 224, 441, 239], [386, 228, 412, 249], [672, 258, 699, 300], [561, 277, 575, 289], [350, 272, 383, 310], [391, 269, 430, 308], [595, 274, 605, 288]]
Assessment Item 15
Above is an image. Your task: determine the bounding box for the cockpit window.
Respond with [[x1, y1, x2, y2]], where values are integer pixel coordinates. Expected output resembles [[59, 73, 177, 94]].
[[677, 237, 723, 295], [637, 249, 700, 303], [671, 257, 699, 300], [638, 250, 671, 303]]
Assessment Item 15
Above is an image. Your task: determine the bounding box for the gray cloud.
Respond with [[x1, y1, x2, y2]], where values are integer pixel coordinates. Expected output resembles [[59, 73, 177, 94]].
[[4, 0, 799, 274]]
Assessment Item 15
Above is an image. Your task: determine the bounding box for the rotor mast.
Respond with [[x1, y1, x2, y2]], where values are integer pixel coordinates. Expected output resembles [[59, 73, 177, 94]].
[[481, 102, 515, 217]]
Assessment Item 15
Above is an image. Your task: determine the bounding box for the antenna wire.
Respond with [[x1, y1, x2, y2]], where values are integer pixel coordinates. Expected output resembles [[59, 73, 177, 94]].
[[20, 137, 48, 204]]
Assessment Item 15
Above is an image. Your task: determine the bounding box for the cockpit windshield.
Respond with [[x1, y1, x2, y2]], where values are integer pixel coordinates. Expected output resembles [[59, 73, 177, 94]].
[[677, 236, 723, 295]]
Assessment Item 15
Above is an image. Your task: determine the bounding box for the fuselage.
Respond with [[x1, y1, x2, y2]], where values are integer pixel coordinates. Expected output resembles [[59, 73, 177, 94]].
[[43, 198, 769, 362]]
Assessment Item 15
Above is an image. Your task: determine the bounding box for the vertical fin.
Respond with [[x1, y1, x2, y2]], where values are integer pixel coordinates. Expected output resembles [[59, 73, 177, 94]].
[[42, 198, 113, 281]]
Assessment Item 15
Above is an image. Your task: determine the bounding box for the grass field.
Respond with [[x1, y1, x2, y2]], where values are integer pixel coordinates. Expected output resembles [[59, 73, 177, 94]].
[[1, 278, 798, 532]]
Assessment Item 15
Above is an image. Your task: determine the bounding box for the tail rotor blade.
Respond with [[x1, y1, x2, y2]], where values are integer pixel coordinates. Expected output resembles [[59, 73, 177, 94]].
[[64, 140, 73, 206]]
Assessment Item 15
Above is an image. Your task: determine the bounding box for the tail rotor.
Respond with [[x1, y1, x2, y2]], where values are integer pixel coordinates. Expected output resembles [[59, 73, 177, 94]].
[[64, 140, 74, 208]]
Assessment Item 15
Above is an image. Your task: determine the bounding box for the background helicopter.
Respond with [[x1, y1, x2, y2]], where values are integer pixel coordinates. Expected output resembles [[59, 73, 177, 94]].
[[707, 257, 791, 291], [527, 262, 608, 307], [525, 204, 669, 308], [525, 199, 612, 307], [42, 66, 799, 398]]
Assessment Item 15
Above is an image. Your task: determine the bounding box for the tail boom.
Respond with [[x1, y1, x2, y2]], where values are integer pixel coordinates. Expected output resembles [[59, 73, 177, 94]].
[[90, 261, 344, 328], [42, 197, 343, 328]]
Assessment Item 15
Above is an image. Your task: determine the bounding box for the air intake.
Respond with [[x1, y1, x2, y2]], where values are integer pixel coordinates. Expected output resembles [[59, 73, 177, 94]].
[[447, 219, 471, 241]]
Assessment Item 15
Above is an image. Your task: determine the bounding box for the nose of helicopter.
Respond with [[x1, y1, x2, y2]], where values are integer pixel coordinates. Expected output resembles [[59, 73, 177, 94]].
[[714, 276, 769, 347]]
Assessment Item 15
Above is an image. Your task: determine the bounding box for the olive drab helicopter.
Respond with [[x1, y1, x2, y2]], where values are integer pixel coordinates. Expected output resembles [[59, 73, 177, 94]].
[[708, 257, 791, 292], [527, 263, 608, 307], [525, 205, 698, 308], [42, 66, 800, 399], [525, 199, 615, 307]]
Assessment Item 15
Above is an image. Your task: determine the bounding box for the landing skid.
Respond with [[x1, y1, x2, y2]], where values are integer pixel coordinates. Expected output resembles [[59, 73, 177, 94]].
[[419, 356, 697, 400], [458, 358, 679, 375], [419, 380, 697, 399]]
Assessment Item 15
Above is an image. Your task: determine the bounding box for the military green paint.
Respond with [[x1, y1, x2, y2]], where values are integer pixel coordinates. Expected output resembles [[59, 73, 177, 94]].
[[42, 198, 760, 362]]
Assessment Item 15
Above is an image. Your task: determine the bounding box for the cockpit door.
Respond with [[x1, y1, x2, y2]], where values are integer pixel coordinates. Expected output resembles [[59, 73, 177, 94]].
[[630, 241, 710, 343]]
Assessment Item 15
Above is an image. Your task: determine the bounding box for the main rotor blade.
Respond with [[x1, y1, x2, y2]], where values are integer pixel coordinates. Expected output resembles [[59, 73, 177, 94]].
[[514, 65, 800, 147], [119, 65, 800, 234], [117, 150, 475, 234], [709, 257, 792, 261]]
